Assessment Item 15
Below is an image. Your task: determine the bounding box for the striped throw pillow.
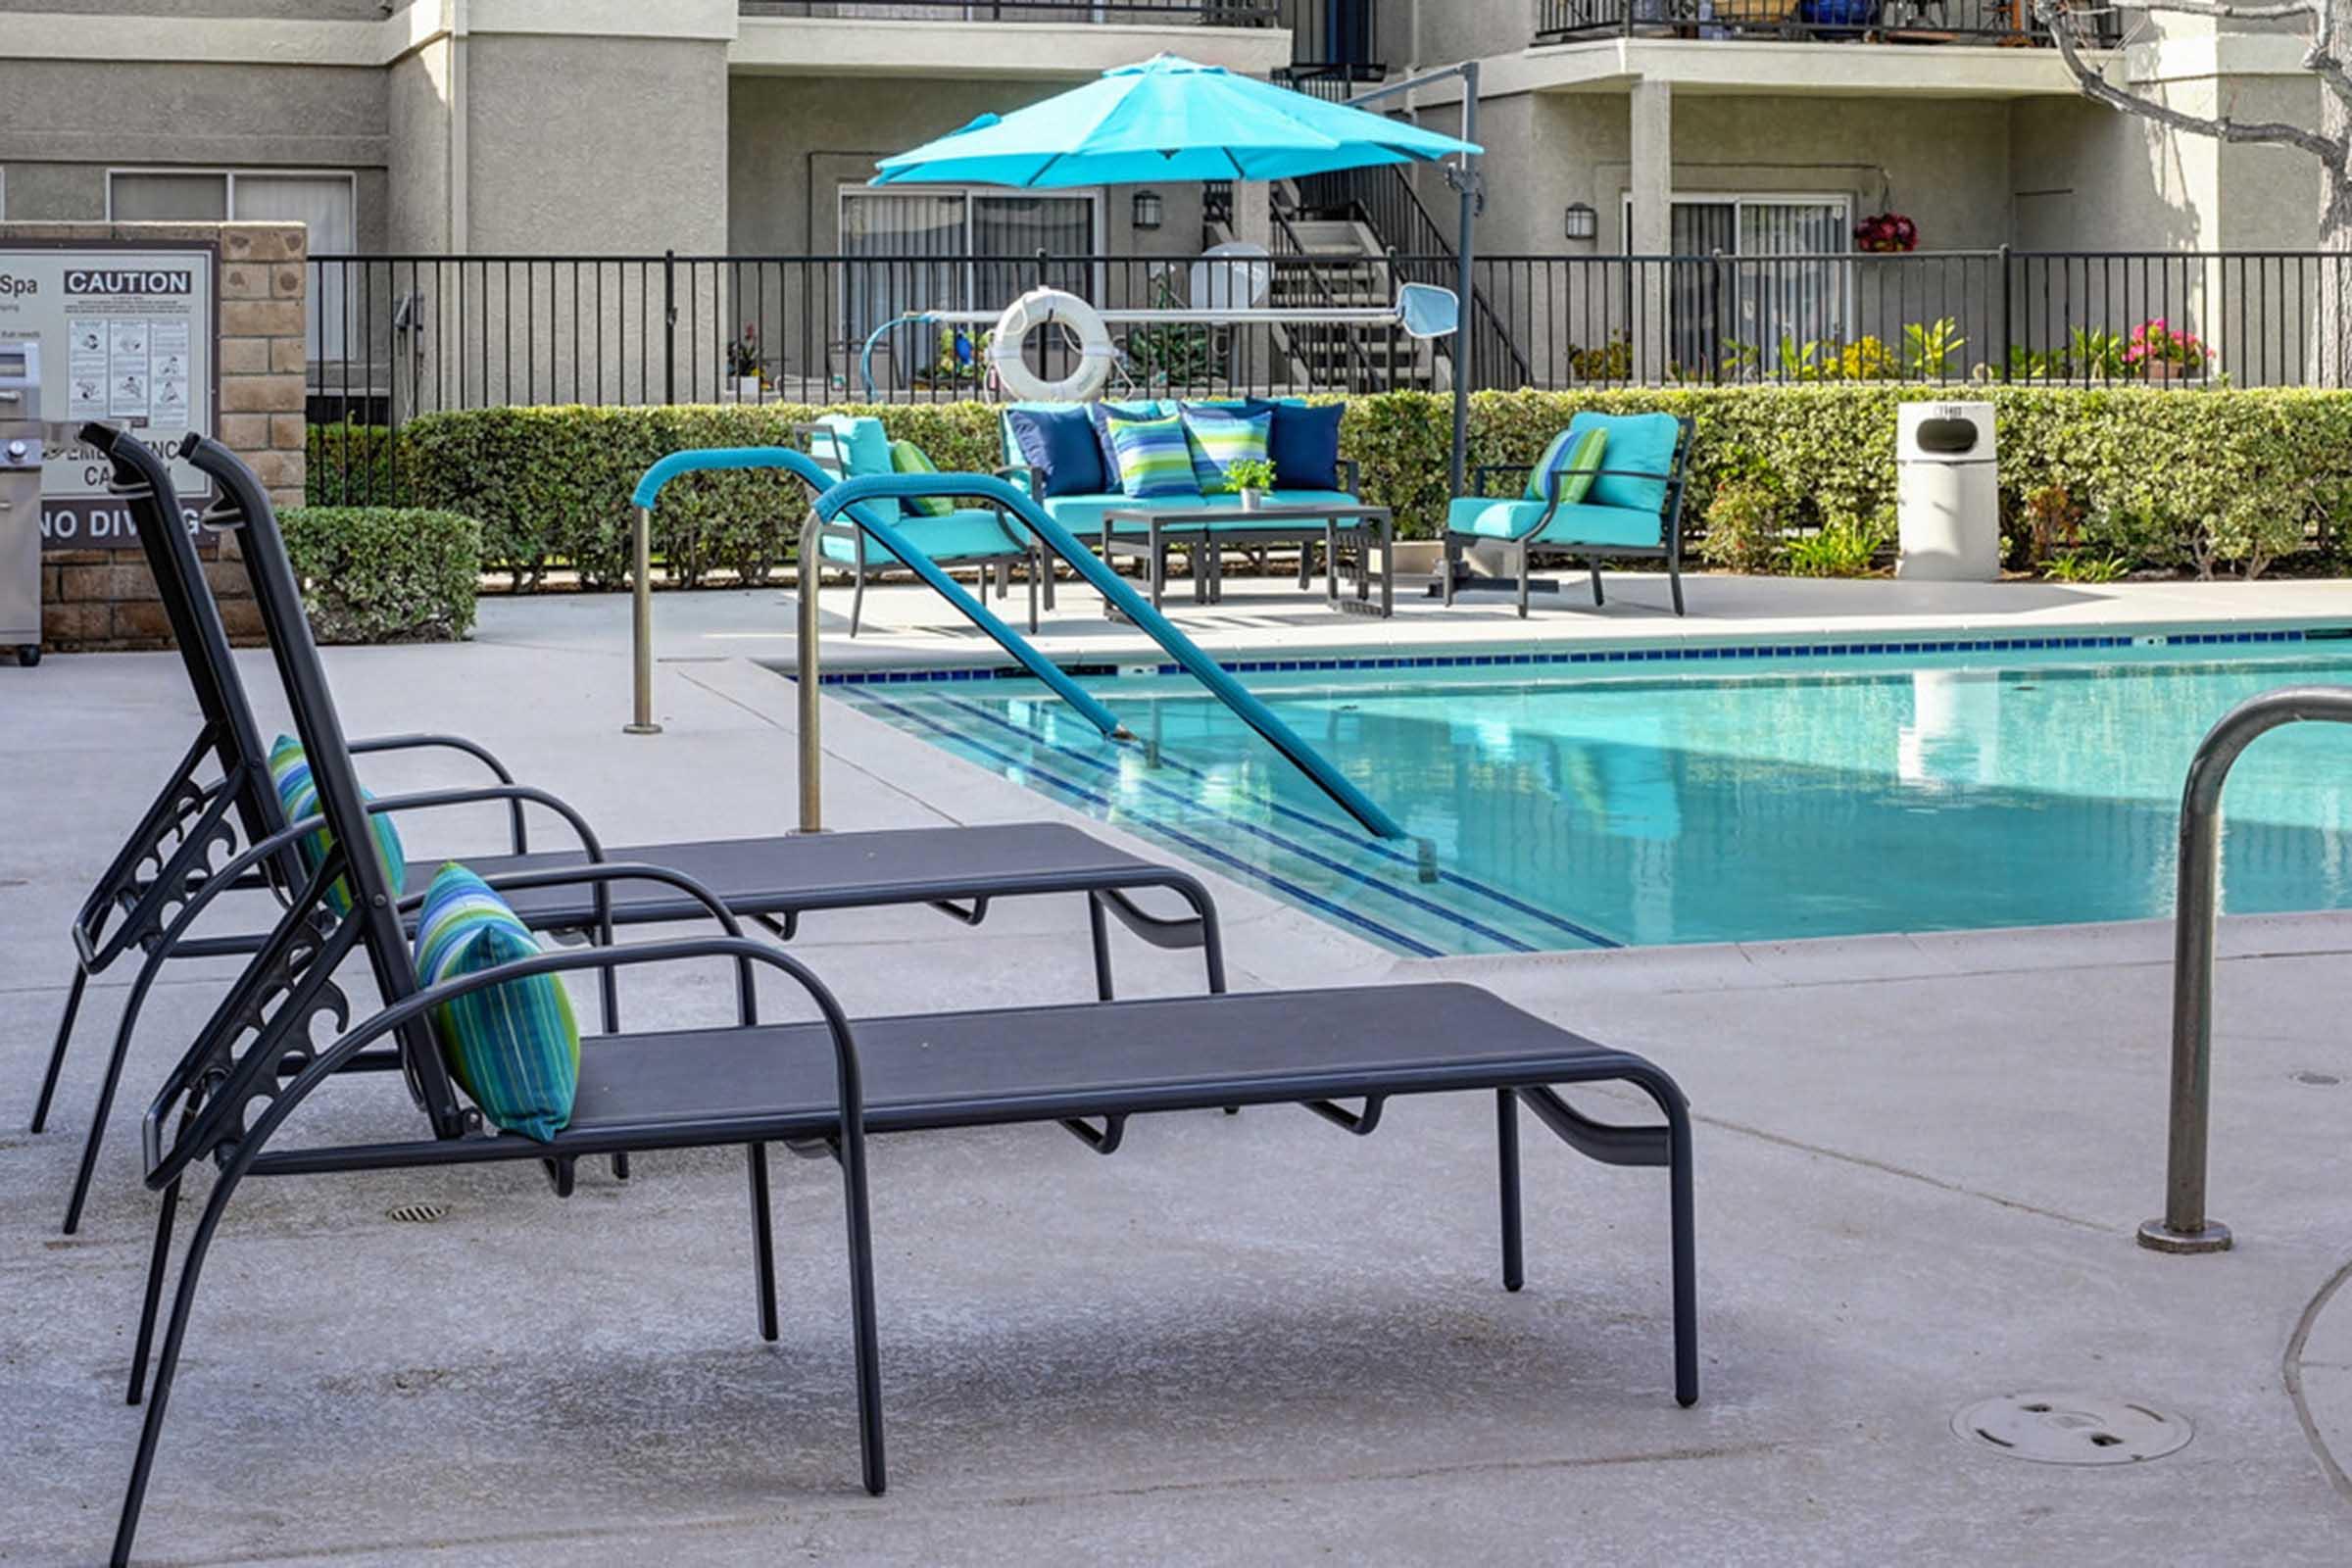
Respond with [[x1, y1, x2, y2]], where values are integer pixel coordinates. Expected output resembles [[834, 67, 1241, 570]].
[[1526, 427, 1608, 506], [1179, 406, 1273, 494], [889, 438, 955, 517], [268, 734, 407, 917], [1104, 412, 1201, 500], [413, 861, 580, 1143]]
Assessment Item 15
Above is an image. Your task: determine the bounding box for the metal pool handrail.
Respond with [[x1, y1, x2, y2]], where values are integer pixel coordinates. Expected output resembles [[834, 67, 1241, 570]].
[[623, 448, 1415, 847], [2141, 683, 2352, 1255]]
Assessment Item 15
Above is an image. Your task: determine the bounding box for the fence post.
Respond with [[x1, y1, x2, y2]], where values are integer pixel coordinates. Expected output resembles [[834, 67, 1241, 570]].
[[662, 249, 677, 406], [1997, 243, 2013, 384]]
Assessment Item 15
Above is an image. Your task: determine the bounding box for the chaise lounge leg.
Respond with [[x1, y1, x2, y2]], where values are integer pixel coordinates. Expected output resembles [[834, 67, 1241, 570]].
[[1589, 559, 1605, 608], [1668, 559, 1685, 617], [1442, 534, 1458, 609], [849, 564, 865, 639], [837, 1126, 886, 1494], [748, 1144, 778, 1343], [1517, 545, 1531, 620], [126, 1175, 181, 1406], [1496, 1089, 1524, 1293], [112, 1170, 239, 1568], [1627, 1067, 1699, 1408], [64, 959, 164, 1235], [1087, 893, 1115, 1002], [29, 965, 88, 1135]]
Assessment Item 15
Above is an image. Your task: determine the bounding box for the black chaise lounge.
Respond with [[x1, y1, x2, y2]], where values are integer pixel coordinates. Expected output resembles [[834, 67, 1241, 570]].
[[33, 424, 1224, 1234], [99, 427, 1699, 1567]]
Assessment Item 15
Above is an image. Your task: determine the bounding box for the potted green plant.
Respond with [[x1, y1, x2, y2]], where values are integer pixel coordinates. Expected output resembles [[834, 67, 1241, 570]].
[[725, 322, 761, 401], [1226, 457, 1277, 511], [2125, 318, 2207, 381]]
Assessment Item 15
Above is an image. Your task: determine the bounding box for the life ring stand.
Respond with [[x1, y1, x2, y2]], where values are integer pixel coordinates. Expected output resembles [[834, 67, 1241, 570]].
[[988, 287, 1116, 403]]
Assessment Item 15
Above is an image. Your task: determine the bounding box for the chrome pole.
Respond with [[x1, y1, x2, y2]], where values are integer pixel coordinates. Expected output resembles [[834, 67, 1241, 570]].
[[796, 512, 822, 833], [2140, 683, 2352, 1253], [622, 505, 661, 735]]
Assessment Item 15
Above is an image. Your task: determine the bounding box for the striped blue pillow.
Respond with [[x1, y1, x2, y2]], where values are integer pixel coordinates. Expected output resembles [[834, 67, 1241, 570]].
[[1179, 406, 1272, 494], [1104, 412, 1201, 500], [413, 862, 580, 1143], [268, 734, 406, 917]]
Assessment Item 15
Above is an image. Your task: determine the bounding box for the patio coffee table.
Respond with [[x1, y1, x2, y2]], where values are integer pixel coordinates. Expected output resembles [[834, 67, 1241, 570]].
[[1100, 502, 1395, 619]]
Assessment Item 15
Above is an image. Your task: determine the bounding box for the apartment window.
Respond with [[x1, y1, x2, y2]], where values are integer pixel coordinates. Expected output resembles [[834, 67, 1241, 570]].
[[1629, 194, 1851, 375], [109, 170, 357, 360], [838, 185, 1100, 380]]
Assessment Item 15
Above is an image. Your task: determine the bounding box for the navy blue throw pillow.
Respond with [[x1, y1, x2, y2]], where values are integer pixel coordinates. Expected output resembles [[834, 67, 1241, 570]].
[[1085, 402, 1165, 493], [1266, 401, 1345, 492], [1005, 406, 1105, 498]]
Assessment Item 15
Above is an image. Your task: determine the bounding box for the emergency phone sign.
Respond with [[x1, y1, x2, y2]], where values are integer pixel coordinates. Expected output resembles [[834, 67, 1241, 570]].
[[0, 243, 219, 549]]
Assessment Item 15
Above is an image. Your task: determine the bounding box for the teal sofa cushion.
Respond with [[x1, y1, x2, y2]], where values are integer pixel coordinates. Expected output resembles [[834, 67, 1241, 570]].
[[1447, 496, 1662, 550], [1043, 489, 1357, 537], [819, 507, 1021, 567], [269, 734, 406, 917], [1567, 411, 1680, 515], [413, 861, 579, 1143], [1104, 411, 1201, 500]]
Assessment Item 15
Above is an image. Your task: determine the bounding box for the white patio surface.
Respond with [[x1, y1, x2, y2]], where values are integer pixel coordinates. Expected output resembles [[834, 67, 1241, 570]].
[[4, 571, 2351, 1564]]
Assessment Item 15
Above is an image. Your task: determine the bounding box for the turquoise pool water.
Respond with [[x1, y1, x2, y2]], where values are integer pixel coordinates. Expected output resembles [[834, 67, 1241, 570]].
[[838, 634, 2352, 955]]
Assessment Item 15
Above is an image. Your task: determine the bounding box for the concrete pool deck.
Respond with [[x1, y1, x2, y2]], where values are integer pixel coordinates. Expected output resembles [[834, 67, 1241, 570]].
[[4, 575, 2352, 1564]]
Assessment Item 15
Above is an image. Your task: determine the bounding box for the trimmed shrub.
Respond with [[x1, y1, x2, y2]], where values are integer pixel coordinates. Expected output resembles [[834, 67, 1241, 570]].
[[307, 421, 411, 508], [381, 386, 2352, 584], [282, 506, 481, 643]]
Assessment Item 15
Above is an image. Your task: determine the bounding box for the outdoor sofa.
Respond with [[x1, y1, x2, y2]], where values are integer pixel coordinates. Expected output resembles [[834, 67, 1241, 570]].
[[1444, 411, 1696, 617], [998, 397, 1362, 587], [34, 423, 1226, 1236], [90, 427, 1700, 1567]]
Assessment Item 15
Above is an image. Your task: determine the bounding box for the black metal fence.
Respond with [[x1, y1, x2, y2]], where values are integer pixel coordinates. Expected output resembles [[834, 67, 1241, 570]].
[[301, 247, 2352, 498], [738, 0, 1276, 20], [1533, 0, 2073, 44]]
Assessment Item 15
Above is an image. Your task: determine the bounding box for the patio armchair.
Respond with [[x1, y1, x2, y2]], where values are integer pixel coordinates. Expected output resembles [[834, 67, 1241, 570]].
[[1443, 411, 1695, 618], [799, 416, 1041, 636]]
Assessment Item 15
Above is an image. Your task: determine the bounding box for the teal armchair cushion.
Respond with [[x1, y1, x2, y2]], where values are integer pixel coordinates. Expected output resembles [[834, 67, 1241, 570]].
[[819, 507, 1023, 567], [1566, 411, 1680, 515], [1446, 496, 1662, 551], [812, 414, 893, 478]]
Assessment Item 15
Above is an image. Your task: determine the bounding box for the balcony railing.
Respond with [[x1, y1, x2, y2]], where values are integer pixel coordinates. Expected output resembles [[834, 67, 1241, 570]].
[[1535, 0, 2069, 45], [740, 1, 1278, 23]]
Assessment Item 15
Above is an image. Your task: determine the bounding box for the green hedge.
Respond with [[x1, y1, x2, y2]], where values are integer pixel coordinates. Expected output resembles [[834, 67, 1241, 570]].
[[306, 421, 412, 509], [307, 387, 2352, 585], [282, 507, 481, 643]]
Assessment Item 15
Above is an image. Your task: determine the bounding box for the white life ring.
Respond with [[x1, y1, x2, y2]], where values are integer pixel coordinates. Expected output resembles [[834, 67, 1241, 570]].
[[988, 287, 1115, 403]]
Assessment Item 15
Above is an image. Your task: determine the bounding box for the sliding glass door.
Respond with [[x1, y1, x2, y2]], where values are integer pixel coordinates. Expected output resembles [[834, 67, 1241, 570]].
[[1630, 194, 1851, 378]]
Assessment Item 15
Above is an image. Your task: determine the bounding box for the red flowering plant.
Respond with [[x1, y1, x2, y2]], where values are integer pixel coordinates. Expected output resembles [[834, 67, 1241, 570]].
[[1852, 213, 1918, 254], [2123, 318, 2207, 374]]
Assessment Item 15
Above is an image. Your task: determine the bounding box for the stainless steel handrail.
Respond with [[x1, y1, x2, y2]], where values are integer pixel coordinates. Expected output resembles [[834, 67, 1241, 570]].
[[2141, 683, 2352, 1254]]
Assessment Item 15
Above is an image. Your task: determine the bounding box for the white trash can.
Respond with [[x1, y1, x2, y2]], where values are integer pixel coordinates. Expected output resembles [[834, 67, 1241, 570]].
[[1895, 402, 1998, 581]]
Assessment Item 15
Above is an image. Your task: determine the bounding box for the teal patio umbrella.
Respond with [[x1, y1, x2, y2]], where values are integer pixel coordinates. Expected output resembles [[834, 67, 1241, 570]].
[[871, 53, 1479, 187]]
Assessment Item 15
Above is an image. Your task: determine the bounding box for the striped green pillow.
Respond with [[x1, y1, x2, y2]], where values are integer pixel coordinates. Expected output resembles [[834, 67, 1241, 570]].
[[413, 861, 580, 1143], [1526, 427, 1608, 506], [1178, 406, 1272, 494], [889, 438, 955, 517], [1104, 412, 1202, 500], [268, 734, 406, 917]]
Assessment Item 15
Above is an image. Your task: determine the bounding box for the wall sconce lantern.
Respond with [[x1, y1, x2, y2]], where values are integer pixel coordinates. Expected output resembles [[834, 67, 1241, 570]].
[[1563, 202, 1597, 242], [1132, 190, 1164, 231]]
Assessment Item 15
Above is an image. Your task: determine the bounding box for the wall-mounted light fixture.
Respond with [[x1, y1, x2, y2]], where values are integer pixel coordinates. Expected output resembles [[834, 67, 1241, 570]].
[[1132, 190, 1164, 230], [1563, 202, 1597, 242]]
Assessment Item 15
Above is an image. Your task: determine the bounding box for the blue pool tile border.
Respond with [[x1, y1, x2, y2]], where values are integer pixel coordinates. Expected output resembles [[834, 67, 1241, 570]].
[[816, 627, 2316, 686]]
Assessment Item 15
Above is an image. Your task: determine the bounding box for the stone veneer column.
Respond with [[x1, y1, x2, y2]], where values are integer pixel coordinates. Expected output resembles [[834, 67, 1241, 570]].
[[15, 220, 308, 650]]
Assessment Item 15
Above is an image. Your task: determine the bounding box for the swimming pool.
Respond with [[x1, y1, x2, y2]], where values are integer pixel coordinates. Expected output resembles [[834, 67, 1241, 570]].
[[837, 630, 2352, 956]]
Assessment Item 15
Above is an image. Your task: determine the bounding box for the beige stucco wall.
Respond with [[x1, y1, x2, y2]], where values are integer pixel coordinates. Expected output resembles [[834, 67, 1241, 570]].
[[385, 41, 452, 254], [464, 33, 728, 255]]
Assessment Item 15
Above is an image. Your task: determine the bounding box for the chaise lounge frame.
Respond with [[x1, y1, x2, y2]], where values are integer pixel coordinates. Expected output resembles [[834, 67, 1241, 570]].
[[98, 430, 1701, 1567]]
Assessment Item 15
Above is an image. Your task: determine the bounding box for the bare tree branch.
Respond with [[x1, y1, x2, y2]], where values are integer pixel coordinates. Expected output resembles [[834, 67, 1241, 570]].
[[2037, 0, 2349, 166]]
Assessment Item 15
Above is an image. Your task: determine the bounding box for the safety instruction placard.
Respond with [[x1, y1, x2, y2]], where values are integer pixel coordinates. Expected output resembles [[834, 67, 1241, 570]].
[[0, 244, 219, 550]]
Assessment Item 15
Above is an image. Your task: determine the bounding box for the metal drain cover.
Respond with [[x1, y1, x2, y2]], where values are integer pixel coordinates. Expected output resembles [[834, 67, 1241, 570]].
[[1953, 1393, 2190, 1465], [384, 1201, 449, 1225]]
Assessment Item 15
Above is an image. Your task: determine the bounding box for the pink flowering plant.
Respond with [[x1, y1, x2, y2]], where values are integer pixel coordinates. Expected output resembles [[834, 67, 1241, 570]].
[[2124, 318, 2207, 374], [1852, 213, 1918, 254]]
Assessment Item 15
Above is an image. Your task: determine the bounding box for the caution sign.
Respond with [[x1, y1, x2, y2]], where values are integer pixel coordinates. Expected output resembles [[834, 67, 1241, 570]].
[[0, 244, 220, 550]]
